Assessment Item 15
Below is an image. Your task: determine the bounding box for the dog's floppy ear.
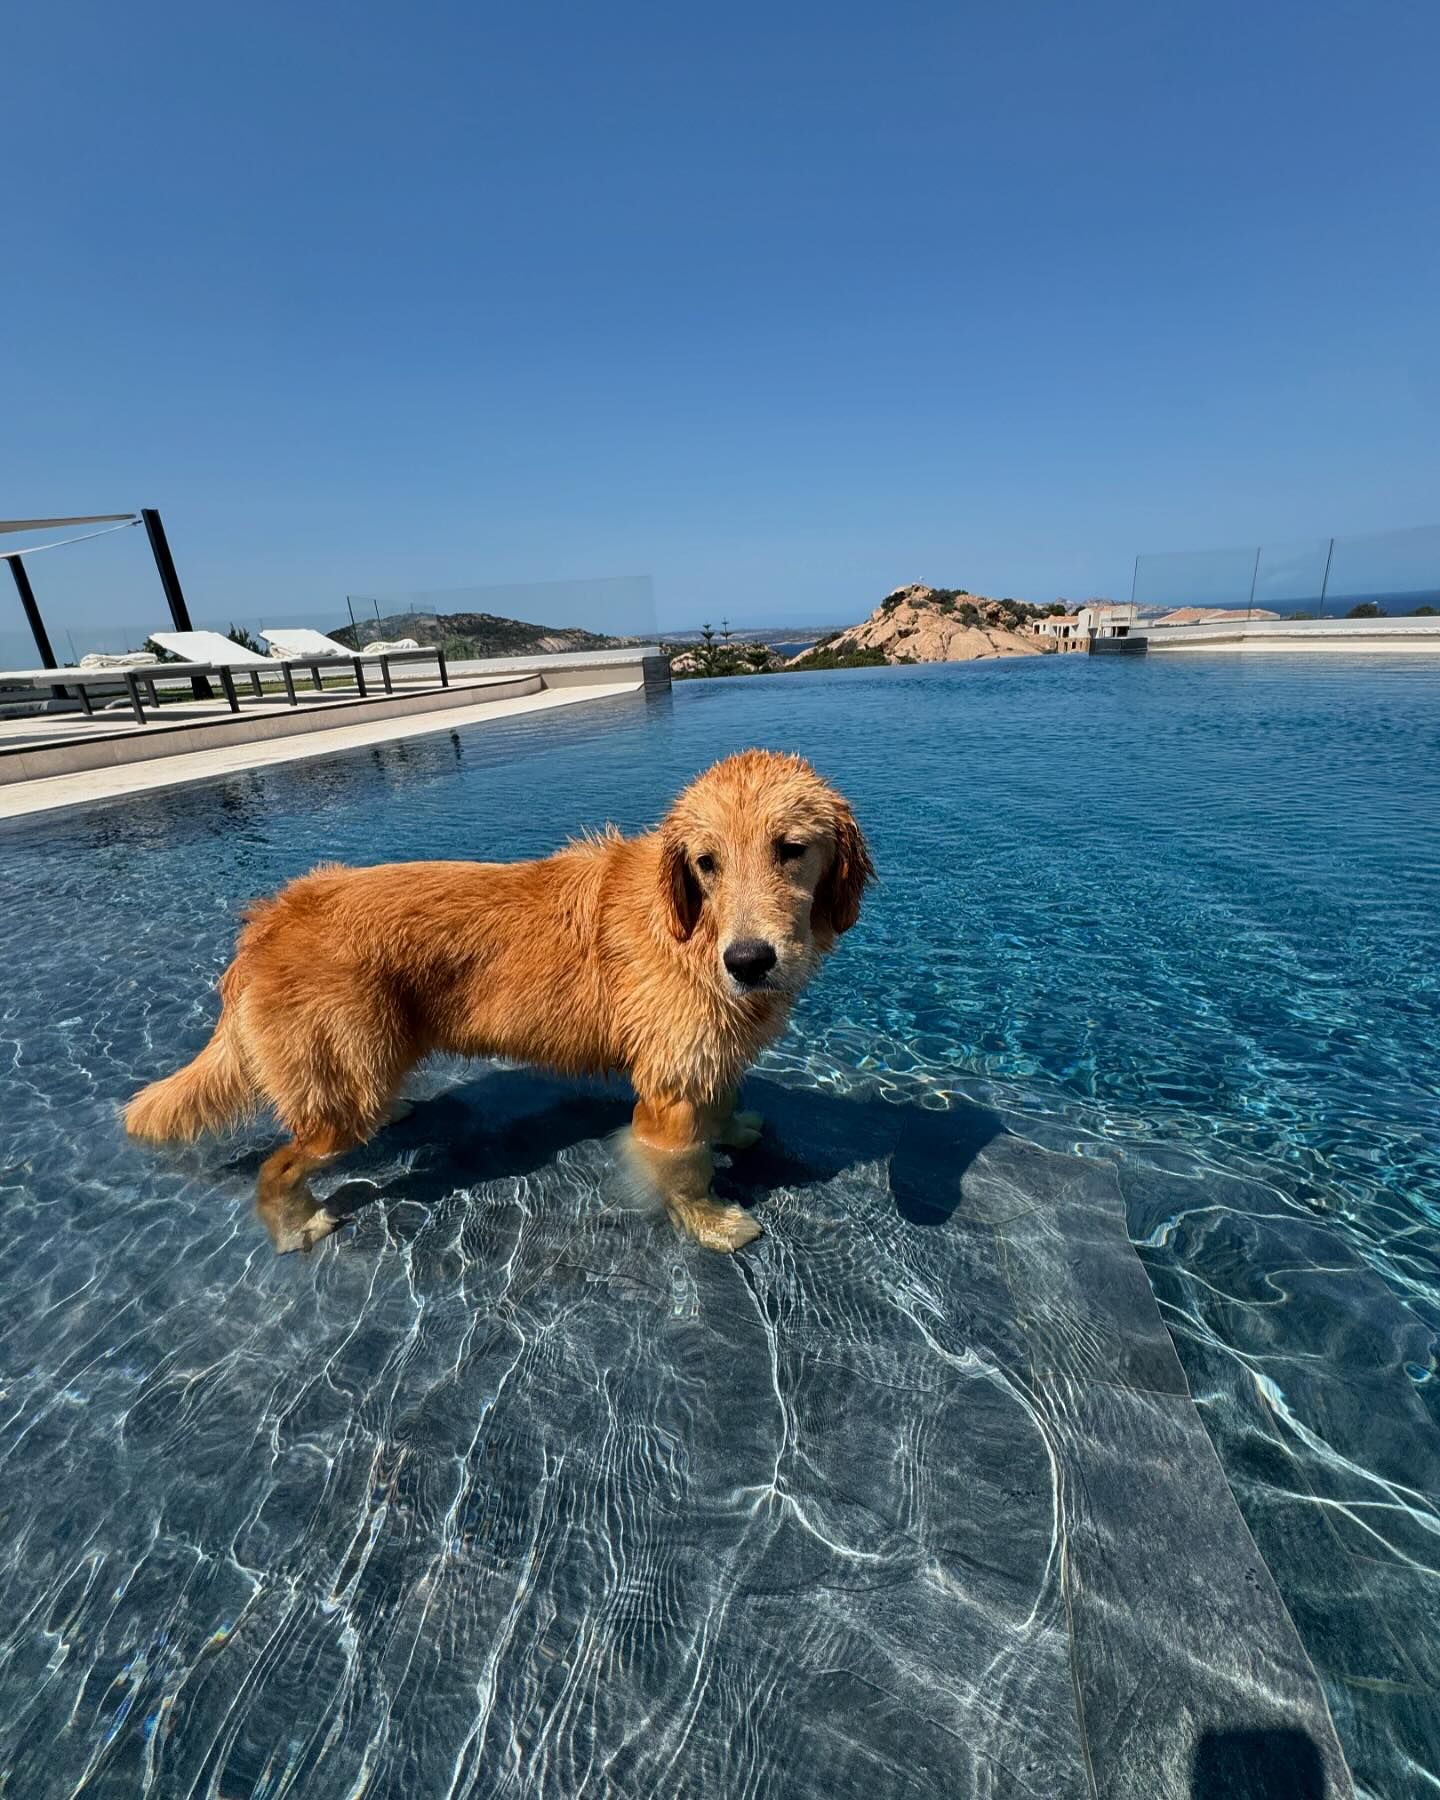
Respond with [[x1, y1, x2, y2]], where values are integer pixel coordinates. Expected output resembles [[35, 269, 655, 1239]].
[[813, 802, 874, 935], [659, 830, 703, 941]]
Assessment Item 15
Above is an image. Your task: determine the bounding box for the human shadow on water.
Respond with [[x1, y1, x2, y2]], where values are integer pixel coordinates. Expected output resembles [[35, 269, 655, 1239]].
[[234, 1067, 1008, 1252], [1190, 1726, 1328, 1799]]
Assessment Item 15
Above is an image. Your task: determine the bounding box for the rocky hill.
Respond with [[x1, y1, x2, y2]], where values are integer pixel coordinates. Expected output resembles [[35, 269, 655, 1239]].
[[331, 610, 639, 659], [788, 586, 1052, 668]]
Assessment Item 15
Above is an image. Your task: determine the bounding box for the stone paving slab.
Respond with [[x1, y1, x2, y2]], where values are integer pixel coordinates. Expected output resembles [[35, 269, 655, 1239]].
[[0, 1059, 1353, 1797]]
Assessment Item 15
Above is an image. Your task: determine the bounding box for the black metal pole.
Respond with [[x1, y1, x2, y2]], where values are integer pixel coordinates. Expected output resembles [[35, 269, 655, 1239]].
[[8, 553, 68, 697], [141, 507, 209, 698], [8, 554, 58, 667], [142, 508, 193, 630], [1318, 536, 1335, 618]]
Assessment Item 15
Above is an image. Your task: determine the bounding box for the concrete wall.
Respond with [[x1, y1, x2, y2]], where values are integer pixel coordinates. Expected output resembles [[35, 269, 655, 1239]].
[[1145, 617, 1440, 654], [450, 649, 670, 695], [447, 646, 668, 684]]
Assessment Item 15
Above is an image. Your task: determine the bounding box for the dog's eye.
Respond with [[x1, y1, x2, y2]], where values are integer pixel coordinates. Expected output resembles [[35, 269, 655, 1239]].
[[776, 840, 808, 863], [695, 853, 717, 877]]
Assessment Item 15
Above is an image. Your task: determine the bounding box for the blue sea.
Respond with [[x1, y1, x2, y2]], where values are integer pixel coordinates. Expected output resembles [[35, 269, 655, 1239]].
[[1, 656, 1435, 1796]]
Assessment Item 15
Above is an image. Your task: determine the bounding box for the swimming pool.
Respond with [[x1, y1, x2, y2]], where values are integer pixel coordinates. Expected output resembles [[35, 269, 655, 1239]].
[[1, 657, 1435, 1796]]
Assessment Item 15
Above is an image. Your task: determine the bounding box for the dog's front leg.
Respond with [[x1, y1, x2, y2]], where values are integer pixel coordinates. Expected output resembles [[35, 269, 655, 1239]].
[[628, 1096, 762, 1251]]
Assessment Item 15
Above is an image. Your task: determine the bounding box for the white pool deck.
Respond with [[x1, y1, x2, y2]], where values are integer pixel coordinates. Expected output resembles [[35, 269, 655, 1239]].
[[0, 649, 667, 822]]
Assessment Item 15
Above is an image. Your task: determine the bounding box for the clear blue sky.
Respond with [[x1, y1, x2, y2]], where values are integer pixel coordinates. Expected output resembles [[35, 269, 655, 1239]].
[[4, 0, 1438, 641]]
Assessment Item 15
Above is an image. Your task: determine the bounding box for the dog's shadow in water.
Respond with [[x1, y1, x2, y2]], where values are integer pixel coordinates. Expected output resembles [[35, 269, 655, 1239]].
[[727, 1077, 1006, 1229], [253, 1067, 1008, 1248]]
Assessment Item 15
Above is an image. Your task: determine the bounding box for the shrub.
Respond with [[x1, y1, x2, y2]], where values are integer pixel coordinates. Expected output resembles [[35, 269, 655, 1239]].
[[667, 629, 780, 679], [786, 644, 889, 672]]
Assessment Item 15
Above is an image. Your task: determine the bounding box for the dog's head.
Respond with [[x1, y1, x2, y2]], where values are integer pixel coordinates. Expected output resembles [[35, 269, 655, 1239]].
[[658, 750, 873, 997]]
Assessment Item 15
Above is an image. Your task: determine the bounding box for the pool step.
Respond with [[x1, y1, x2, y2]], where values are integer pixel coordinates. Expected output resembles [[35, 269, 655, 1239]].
[[741, 1077, 1357, 1799]]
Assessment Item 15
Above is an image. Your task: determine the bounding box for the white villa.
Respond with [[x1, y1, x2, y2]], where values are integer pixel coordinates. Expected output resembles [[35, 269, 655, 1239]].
[[1029, 602, 1139, 651]]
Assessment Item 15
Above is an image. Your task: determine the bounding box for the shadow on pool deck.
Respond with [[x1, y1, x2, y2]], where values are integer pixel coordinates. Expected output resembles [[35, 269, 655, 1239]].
[[274, 1068, 1010, 1241]]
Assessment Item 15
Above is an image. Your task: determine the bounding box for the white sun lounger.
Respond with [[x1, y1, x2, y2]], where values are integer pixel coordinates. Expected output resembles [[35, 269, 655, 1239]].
[[151, 629, 448, 701], [148, 629, 376, 702], [260, 627, 356, 659], [261, 627, 447, 689], [150, 629, 292, 669], [0, 659, 243, 724]]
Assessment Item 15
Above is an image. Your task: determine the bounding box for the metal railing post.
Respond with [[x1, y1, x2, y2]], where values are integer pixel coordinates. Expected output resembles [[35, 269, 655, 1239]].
[[1318, 537, 1336, 617]]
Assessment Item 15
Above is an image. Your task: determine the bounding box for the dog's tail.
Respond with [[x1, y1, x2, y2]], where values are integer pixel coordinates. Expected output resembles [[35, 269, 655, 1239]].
[[124, 968, 256, 1143]]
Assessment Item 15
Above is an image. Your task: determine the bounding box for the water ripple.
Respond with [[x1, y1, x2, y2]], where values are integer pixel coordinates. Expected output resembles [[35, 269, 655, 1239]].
[[1, 659, 1435, 1793]]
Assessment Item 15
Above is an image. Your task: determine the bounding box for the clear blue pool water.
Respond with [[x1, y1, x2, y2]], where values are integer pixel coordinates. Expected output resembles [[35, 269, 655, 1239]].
[[1, 656, 1436, 1796]]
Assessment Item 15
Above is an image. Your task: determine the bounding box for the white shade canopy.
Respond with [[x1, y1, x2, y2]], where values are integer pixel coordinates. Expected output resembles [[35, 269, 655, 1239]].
[[0, 513, 136, 535]]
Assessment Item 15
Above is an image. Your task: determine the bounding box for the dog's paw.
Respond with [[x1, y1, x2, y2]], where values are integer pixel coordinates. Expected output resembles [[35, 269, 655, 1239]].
[[259, 1196, 341, 1255], [718, 1110, 765, 1149], [293, 1208, 341, 1253], [690, 1204, 763, 1253]]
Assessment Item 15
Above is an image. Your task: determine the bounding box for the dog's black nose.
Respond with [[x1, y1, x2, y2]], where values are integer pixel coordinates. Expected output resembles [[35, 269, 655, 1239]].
[[723, 939, 777, 987]]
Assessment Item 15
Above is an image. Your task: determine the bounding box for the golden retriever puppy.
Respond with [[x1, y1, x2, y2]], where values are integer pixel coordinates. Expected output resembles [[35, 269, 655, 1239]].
[[125, 750, 872, 1253]]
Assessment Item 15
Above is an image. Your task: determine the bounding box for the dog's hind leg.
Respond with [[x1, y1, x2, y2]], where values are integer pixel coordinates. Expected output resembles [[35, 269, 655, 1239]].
[[256, 1124, 363, 1254], [243, 985, 413, 1251], [628, 1097, 762, 1251]]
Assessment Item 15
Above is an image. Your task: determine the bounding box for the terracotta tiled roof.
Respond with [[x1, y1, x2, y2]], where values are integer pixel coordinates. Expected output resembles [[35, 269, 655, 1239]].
[[1155, 606, 1282, 625]]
